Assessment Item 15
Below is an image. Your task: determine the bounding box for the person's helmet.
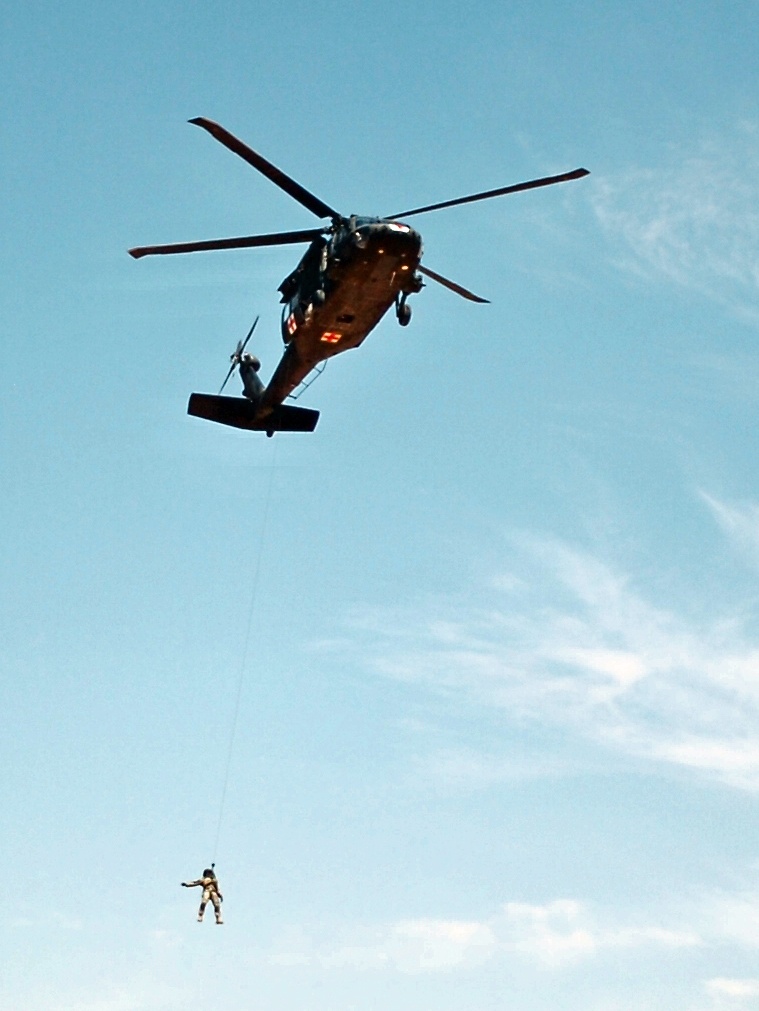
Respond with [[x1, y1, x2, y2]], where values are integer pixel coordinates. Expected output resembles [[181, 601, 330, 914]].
[[203, 868, 215, 878]]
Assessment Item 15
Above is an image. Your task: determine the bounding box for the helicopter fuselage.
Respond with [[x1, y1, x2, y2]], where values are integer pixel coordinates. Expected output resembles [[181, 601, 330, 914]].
[[257, 218, 423, 413]]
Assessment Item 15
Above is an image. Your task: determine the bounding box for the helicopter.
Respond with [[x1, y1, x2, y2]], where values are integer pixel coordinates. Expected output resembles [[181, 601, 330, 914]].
[[129, 117, 589, 436]]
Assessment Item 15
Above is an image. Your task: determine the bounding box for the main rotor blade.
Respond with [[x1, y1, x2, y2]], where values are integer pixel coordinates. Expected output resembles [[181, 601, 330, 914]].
[[418, 264, 489, 304], [128, 228, 324, 259], [190, 117, 340, 221], [386, 167, 590, 220]]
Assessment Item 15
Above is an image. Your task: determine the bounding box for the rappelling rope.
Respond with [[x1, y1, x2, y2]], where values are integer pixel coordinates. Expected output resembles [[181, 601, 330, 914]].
[[211, 439, 279, 862]]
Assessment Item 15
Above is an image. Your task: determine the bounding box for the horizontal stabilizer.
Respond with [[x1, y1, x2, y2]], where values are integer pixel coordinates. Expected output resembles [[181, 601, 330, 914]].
[[188, 393, 319, 433]]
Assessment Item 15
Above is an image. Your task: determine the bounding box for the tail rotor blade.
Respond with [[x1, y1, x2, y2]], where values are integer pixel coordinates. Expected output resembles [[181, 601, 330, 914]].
[[219, 363, 237, 395], [219, 316, 260, 394], [239, 316, 259, 356]]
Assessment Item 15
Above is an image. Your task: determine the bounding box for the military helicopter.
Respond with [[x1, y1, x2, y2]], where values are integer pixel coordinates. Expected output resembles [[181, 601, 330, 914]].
[[129, 118, 588, 436]]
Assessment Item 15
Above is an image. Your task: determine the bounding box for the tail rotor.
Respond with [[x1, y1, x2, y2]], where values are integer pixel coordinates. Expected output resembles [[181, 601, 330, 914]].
[[219, 316, 260, 394]]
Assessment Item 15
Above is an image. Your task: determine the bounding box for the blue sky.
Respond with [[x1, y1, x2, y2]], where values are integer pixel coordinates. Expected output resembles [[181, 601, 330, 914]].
[[3, 1, 759, 1009]]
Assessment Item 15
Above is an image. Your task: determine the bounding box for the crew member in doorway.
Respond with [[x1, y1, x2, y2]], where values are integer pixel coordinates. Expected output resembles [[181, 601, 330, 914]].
[[182, 867, 223, 924]]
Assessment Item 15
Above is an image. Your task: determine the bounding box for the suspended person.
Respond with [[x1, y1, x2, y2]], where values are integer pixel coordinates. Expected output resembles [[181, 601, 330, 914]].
[[182, 867, 224, 924]]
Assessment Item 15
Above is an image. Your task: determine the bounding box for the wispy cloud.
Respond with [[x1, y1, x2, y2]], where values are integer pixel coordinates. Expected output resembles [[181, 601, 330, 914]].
[[49, 996, 145, 1011], [407, 745, 583, 790], [706, 890, 759, 949], [593, 122, 759, 322], [268, 898, 699, 974], [354, 495, 759, 791], [705, 977, 759, 999], [44, 979, 191, 1011], [702, 493, 759, 568], [264, 886, 759, 988], [496, 900, 698, 967]]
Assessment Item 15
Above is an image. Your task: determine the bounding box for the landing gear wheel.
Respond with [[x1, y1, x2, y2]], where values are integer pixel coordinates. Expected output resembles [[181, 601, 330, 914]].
[[398, 302, 412, 327], [313, 288, 326, 306]]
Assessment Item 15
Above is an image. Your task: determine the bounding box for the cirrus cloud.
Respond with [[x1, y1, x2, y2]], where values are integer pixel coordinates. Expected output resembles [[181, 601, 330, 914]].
[[354, 494, 759, 791], [593, 122, 759, 323], [268, 898, 699, 974]]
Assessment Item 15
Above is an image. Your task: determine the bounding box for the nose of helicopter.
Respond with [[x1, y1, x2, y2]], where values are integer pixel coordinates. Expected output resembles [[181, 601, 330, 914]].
[[354, 220, 422, 257]]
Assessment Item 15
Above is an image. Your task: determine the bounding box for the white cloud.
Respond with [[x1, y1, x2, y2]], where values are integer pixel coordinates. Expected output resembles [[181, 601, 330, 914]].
[[50, 997, 145, 1011], [51, 911, 84, 931], [707, 891, 759, 949], [357, 500, 759, 790], [706, 977, 759, 999], [498, 900, 598, 965], [390, 918, 497, 971], [268, 899, 700, 974], [497, 900, 698, 968], [148, 928, 183, 950], [702, 493, 759, 568], [272, 918, 498, 973], [408, 746, 578, 790], [593, 122, 759, 321], [264, 887, 759, 987], [43, 980, 193, 1011]]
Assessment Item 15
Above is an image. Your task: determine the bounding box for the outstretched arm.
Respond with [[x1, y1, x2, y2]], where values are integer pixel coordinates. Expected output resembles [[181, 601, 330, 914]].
[[181, 879, 202, 888]]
